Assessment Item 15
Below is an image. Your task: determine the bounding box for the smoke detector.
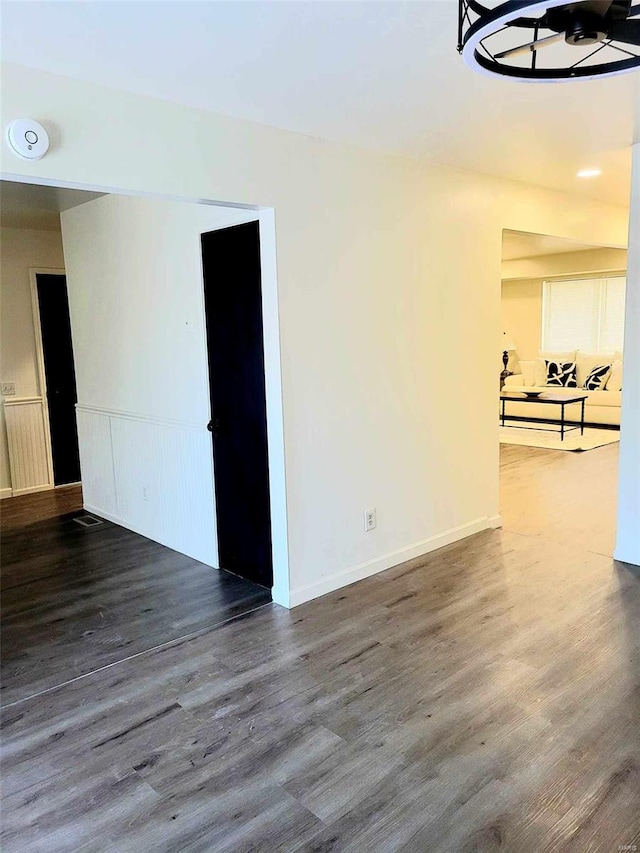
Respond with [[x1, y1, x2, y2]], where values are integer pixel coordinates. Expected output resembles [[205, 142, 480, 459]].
[[5, 119, 50, 160]]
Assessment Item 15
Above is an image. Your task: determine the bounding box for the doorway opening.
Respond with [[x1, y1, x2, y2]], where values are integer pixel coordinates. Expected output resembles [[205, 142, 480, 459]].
[[498, 228, 627, 556], [0, 178, 287, 705]]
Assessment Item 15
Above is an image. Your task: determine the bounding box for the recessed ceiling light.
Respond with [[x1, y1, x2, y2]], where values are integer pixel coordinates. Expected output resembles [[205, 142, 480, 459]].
[[577, 169, 602, 178]]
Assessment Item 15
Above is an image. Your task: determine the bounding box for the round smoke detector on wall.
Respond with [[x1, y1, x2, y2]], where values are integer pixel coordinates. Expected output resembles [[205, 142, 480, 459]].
[[5, 119, 50, 160]]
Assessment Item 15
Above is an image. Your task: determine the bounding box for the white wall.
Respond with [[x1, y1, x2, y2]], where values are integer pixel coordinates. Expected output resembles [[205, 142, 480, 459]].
[[61, 196, 216, 421], [1, 63, 631, 603], [615, 144, 640, 567], [501, 247, 628, 361], [60, 196, 218, 565], [60, 197, 287, 572], [0, 224, 65, 492]]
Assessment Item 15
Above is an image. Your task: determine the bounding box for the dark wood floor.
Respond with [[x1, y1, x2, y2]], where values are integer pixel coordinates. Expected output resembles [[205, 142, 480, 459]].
[[1, 483, 84, 529], [0, 489, 271, 706], [2, 445, 638, 851]]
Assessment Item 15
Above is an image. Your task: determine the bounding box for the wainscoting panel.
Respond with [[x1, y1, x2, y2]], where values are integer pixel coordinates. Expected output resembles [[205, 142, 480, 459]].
[[77, 405, 217, 568], [4, 398, 53, 495], [76, 408, 118, 518]]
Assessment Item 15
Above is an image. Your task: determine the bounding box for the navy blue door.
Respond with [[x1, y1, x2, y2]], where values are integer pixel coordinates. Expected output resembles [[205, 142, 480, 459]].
[[201, 223, 273, 589], [36, 273, 81, 486]]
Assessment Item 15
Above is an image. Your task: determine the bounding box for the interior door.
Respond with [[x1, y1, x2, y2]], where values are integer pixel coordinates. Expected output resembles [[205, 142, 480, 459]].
[[201, 222, 273, 589], [36, 273, 81, 486]]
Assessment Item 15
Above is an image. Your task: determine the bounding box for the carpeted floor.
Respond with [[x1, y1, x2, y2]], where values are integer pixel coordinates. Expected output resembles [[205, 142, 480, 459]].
[[499, 421, 620, 451]]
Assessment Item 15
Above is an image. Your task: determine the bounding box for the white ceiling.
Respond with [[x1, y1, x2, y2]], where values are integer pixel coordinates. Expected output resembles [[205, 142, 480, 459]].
[[0, 181, 104, 230], [2, 1, 639, 206], [501, 229, 612, 260]]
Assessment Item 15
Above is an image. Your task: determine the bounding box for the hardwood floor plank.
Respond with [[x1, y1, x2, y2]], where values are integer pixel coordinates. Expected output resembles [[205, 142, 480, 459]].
[[2, 765, 161, 853], [499, 443, 619, 556], [1, 444, 638, 850], [0, 485, 83, 529], [1, 509, 271, 705]]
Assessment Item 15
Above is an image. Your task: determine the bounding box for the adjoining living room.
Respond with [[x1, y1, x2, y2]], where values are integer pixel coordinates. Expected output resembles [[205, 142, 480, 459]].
[[498, 228, 626, 555], [500, 229, 625, 450]]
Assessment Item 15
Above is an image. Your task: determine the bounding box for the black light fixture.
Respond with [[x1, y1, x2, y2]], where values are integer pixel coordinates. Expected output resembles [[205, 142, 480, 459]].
[[458, 0, 640, 81]]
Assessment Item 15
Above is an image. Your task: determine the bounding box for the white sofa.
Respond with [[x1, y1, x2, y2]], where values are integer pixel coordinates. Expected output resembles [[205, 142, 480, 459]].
[[503, 350, 622, 427]]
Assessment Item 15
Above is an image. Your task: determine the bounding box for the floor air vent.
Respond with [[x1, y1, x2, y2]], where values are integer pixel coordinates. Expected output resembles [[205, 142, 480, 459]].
[[73, 514, 104, 528]]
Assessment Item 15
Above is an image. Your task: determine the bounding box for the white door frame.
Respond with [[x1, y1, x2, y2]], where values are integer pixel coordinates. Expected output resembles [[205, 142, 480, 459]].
[[194, 205, 290, 604], [28, 266, 67, 490]]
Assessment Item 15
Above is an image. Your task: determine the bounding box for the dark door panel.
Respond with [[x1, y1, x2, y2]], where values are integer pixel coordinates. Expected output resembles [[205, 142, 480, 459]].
[[201, 223, 273, 589], [36, 274, 81, 486]]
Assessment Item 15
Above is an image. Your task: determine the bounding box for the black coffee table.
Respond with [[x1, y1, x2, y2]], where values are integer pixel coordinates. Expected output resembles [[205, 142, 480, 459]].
[[500, 391, 588, 441]]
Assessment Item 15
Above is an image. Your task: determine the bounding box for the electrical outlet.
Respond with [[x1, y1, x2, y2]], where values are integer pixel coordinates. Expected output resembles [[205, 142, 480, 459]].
[[364, 507, 377, 532], [1, 381, 16, 396]]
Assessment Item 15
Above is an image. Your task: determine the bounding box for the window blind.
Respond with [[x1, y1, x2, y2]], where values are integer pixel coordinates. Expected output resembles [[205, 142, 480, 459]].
[[599, 276, 626, 352], [541, 276, 626, 353]]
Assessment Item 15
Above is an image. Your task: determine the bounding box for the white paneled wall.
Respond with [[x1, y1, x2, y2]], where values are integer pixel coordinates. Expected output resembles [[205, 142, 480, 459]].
[[75, 407, 117, 517], [77, 406, 217, 567], [4, 398, 53, 494]]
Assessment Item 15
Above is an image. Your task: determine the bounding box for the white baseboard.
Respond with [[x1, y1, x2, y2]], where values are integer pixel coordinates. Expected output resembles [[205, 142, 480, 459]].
[[488, 514, 503, 529], [82, 503, 121, 526], [286, 516, 496, 608], [0, 487, 13, 499]]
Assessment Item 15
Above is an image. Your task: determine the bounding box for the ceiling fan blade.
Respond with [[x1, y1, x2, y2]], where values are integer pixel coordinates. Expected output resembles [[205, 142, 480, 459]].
[[608, 17, 640, 41], [580, 0, 614, 12], [495, 32, 565, 59], [559, 0, 613, 14]]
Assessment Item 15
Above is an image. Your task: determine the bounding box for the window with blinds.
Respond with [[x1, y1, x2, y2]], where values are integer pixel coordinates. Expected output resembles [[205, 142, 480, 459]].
[[541, 276, 626, 353]]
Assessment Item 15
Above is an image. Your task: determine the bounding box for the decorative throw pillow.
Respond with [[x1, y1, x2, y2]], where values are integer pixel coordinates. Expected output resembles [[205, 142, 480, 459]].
[[575, 351, 615, 388], [535, 351, 576, 386], [606, 359, 623, 392], [583, 364, 612, 390], [545, 360, 577, 387]]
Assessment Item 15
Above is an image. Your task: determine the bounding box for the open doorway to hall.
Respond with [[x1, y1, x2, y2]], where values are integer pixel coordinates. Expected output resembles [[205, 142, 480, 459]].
[[0, 182, 95, 511], [498, 229, 627, 556], [0, 181, 283, 706]]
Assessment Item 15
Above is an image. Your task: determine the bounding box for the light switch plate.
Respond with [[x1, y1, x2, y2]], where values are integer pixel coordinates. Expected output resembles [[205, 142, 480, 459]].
[[1, 381, 16, 396]]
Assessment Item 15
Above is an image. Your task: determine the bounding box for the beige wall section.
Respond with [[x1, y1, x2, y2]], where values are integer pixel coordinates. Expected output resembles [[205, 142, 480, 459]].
[[0, 225, 65, 491], [501, 247, 628, 361], [501, 279, 542, 362], [502, 246, 627, 281], [1, 63, 630, 603]]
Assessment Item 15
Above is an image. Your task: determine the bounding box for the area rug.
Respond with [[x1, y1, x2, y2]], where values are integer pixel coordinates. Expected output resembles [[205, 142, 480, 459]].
[[499, 421, 620, 452]]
